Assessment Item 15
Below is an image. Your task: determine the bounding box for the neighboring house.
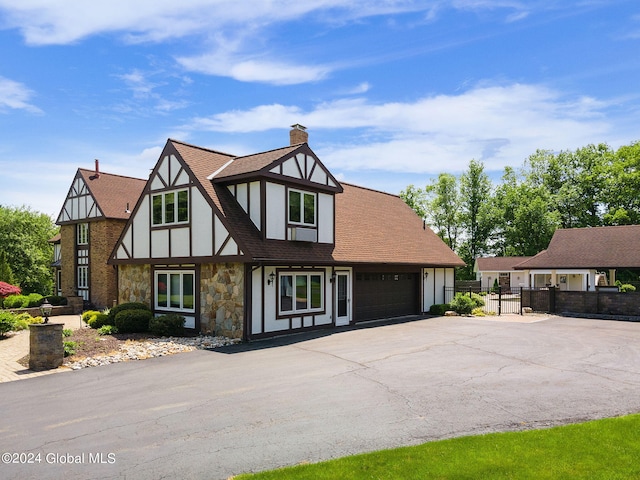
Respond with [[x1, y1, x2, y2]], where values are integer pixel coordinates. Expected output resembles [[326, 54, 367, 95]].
[[109, 125, 465, 340], [514, 225, 640, 291], [474, 257, 531, 291], [55, 162, 146, 308]]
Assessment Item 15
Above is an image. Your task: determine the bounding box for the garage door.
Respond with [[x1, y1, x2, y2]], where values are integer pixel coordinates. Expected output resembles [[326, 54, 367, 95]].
[[353, 272, 419, 322]]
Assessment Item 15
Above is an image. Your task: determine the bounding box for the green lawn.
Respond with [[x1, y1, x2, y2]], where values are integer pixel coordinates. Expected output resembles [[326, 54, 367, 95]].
[[235, 414, 640, 479]]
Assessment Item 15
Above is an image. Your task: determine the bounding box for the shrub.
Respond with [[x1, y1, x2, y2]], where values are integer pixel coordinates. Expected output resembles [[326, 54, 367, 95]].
[[27, 293, 44, 307], [62, 328, 73, 337], [0, 311, 17, 336], [115, 309, 152, 333], [449, 293, 476, 315], [63, 341, 78, 357], [3, 295, 28, 309], [429, 304, 450, 316], [470, 292, 485, 308], [149, 313, 185, 337], [11, 313, 36, 331], [619, 284, 637, 293], [29, 316, 44, 325], [13, 318, 30, 331], [45, 295, 67, 306], [87, 313, 111, 329], [472, 307, 486, 316], [82, 310, 101, 324], [107, 302, 151, 325], [0, 281, 21, 298], [97, 325, 118, 335]]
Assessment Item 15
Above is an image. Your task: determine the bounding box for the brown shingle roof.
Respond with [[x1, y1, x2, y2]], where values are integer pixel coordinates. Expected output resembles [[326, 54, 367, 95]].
[[171, 139, 464, 267], [212, 144, 302, 179], [475, 256, 532, 271], [78, 169, 146, 220], [515, 225, 640, 269]]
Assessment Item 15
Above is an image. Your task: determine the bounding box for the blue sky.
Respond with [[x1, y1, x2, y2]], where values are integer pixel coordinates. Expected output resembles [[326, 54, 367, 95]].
[[1, 0, 639, 219]]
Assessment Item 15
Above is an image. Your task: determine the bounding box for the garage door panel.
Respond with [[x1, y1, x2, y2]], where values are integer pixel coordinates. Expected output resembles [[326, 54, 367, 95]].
[[354, 272, 418, 322]]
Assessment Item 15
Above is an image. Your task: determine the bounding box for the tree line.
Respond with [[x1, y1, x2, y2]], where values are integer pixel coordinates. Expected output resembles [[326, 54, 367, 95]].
[[401, 141, 640, 279]]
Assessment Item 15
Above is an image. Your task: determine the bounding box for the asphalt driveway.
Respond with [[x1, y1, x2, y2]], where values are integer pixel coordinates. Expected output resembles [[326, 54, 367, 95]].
[[1, 315, 640, 479]]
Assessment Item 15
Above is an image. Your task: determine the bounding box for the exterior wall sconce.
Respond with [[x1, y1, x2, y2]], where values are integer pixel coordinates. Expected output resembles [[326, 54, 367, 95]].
[[40, 299, 53, 323], [330, 272, 336, 283], [424, 271, 429, 280], [267, 271, 276, 285]]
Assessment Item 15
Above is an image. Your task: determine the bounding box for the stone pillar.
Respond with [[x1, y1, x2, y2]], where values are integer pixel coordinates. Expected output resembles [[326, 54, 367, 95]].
[[29, 323, 64, 371], [66, 296, 84, 314]]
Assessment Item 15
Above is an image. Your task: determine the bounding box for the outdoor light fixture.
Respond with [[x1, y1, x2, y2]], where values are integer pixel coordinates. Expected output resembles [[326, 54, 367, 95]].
[[424, 271, 429, 279], [40, 299, 53, 324], [267, 271, 276, 285], [330, 272, 336, 283]]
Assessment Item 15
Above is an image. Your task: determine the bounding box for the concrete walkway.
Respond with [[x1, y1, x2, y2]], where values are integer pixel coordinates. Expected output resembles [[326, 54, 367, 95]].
[[0, 314, 83, 383]]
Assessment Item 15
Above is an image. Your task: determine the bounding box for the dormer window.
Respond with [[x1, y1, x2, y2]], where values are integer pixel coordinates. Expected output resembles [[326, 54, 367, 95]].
[[152, 189, 189, 226], [288, 189, 316, 226]]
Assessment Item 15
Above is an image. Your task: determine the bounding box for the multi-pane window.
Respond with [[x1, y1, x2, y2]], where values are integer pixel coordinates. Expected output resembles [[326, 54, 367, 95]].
[[77, 266, 89, 301], [77, 223, 88, 245], [152, 190, 189, 226], [155, 271, 195, 312], [279, 272, 323, 315], [288, 189, 316, 226]]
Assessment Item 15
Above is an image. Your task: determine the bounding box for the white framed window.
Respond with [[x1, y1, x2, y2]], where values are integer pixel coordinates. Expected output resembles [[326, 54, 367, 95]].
[[278, 271, 324, 315], [155, 270, 195, 312], [152, 189, 189, 226], [288, 189, 316, 226], [77, 223, 88, 245], [77, 266, 89, 301]]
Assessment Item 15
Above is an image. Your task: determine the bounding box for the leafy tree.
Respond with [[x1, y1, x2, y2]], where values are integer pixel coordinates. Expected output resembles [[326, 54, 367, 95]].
[[0, 251, 15, 285], [0, 206, 58, 295], [424, 173, 461, 251], [603, 141, 640, 225], [458, 159, 494, 278], [399, 184, 427, 219]]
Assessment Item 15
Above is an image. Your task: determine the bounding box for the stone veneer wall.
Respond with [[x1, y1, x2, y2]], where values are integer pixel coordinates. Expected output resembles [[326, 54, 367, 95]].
[[118, 264, 151, 306], [200, 263, 244, 338]]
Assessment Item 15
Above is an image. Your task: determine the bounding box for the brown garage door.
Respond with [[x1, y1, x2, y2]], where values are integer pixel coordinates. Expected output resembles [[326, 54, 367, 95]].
[[354, 272, 419, 322]]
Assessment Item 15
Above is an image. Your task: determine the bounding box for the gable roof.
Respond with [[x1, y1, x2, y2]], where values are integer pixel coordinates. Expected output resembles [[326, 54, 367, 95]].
[[515, 225, 640, 269], [137, 138, 464, 267], [78, 169, 146, 220], [475, 256, 532, 272]]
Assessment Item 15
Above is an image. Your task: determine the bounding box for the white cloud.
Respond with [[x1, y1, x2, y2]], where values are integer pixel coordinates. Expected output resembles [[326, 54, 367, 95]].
[[184, 83, 613, 173], [0, 76, 42, 113]]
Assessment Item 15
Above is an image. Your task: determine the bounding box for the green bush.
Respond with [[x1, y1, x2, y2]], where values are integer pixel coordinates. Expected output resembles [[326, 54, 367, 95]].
[[0, 311, 17, 336], [114, 309, 152, 333], [3, 294, 28, 309], [82, 310, 101, 324], [470, 292, 485, 308], [62, 328, 73, 337], [27, 293, 44, 307], [63, 341, 78, 357], [97, 325, 118, 335], [107, 302, 151, 325], [88, 313, 111, 329], [429, 304, 450, 316], [45, 295, 67, 306], [449, 293, 476, 315], [619, 284, 637, 293], [149, 313, 185, 337]]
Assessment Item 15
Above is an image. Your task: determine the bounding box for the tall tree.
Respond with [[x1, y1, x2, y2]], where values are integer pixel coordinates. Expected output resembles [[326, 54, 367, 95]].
[[424, 173, 461, 251], [0, 206, 58, 295], [458, 159, 494, 277], [603, 141, 640, 225], [399, 184, 427, 219], [0, 251, 15, 285]]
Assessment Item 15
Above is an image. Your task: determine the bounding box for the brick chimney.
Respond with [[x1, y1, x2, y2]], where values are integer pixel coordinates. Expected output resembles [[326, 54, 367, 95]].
[[89, 159, 101, 180], [290, 124, 308, 145]]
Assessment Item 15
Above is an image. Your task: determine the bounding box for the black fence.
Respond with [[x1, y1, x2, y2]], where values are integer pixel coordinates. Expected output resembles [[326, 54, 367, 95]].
[[445, 286, 523, 315]]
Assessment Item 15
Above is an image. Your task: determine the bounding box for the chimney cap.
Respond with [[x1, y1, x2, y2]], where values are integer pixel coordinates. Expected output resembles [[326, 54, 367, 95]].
[[290, 123, 307, 131]]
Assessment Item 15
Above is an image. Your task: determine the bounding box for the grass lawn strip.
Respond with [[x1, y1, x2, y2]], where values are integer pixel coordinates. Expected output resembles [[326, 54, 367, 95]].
[[235, 413, 640, 479]]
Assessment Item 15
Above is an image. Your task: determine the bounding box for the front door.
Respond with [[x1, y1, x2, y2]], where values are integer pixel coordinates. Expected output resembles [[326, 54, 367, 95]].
[[335, 272, 351, 326]]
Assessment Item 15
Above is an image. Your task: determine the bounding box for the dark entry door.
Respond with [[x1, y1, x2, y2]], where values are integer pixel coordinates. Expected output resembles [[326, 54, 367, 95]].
[[354, 272, 418, 322]]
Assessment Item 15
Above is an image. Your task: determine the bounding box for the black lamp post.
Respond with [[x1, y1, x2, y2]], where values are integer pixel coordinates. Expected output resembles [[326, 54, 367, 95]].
[[40, 299, 52, 324]]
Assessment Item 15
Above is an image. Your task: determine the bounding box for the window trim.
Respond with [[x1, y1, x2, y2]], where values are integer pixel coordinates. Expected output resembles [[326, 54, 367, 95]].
[[277, 270, 325, 317], [154, 269, 196, 313], [152, 189, 190, 227], [288, 188, 317, 227], [77, 223, 88, 245]]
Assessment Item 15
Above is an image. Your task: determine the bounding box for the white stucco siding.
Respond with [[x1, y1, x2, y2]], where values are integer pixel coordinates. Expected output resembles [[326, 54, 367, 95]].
[[265, 182, 286, 240], [191, 188, 213, 257], [171, 227, 190, 258], [132, 196, 150, 258], [249, 181, 261, 230], [317, 193, 334, 244], [151, 229, 169, 258]]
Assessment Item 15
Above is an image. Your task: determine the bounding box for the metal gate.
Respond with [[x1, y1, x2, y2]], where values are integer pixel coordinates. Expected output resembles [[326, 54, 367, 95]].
[[445, 286, 523, 315]]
